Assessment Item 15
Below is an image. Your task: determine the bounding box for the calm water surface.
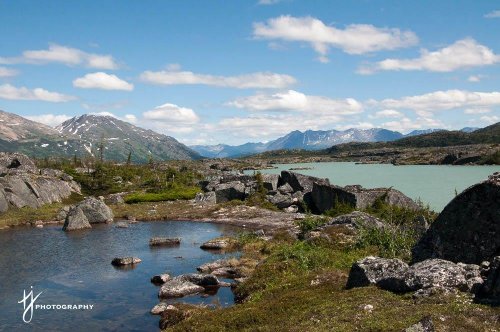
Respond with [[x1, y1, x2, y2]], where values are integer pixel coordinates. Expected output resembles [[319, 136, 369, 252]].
[[250, 162, 500, 212], [0, 221, 241, 331]]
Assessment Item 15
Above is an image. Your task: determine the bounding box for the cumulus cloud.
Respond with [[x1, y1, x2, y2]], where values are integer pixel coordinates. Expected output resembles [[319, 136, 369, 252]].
[[371, 109, 404, 118], [0, 44, 120, 69], [0, 84, 75, 102], [140, 69, 296, 89], [228, 89, 363, 115], [464, 108, 491, 114], [253, 16, 418, 62], [359, 38, 500, 74], [484, 10, 500, 18], [73, 72, 134, 91], [0, 66, 18, 77], [143, 103, 200, 124], [381, 117, 445, 132], [377, 90, 500, 112], [480, 115, 500, 124], [25, 114, 72, 127]]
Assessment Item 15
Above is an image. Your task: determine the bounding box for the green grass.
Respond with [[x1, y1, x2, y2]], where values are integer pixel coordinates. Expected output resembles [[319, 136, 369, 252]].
[[124, 186, 200, 203]]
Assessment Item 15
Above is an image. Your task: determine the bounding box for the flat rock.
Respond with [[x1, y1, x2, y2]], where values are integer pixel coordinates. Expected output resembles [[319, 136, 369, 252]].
[[200, 237, 234, 250], [158, 279, 204, 298], [111, 257, 141, 266], [149, 237, 181, 246]]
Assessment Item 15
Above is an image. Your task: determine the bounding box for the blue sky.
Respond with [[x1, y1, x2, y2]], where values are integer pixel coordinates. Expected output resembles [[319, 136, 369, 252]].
[[0, 0, 499, 145]]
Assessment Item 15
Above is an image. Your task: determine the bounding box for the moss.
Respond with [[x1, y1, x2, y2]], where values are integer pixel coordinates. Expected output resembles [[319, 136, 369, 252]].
[[124, 186, 200, 203]]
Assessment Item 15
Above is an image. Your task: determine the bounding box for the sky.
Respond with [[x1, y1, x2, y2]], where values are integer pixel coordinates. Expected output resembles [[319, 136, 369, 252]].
[[0, 0, 499, 146]]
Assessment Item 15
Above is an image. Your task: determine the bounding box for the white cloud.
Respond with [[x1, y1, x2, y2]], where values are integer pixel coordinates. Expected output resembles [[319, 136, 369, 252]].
[[464, 108, 491, 114], [140, 69, 296, 89], [371, 109, 404, 118], [0, 66, 18, 77], [480, 115, 500, 124], [360, 38, 500, 74], [0, 84, 75, 102], [253, 16, 418, 62], [334, 122, 375, 131], [143, 103, 200, 124], [378, 90, 500, 112], [25, 114, 72, 127], [484, 10, 500, 18], [228, 89, 363, 115], [73, 72, 134, 91], [0, 44, 120, 69], [381, 117, 445, 132], [468, 75, 483, 82], [124, 114, 137, 123]]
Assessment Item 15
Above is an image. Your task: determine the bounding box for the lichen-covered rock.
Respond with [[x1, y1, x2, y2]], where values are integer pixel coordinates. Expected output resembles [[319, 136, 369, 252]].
[[151, 302, 176, 315], [404, 316, 434, 332], [0, 152, 38, 174], [317, 211, 387, 232], [63, 207, 91, 231], [404, 259, 472, 292], [412, 172, 500, 264], [149, 237, 181, 247], [200, 237, 235, 250], [111, 257, 141, 266], [346, 256, 409, 290], [105, 193, 124, 205], [76, 197, 114, 224], [158, 279, 204, 298]]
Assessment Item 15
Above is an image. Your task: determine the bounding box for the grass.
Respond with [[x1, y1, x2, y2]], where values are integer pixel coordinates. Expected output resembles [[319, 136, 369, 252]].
[[165, 235, 500, 332], [0, 192, 83, 228], [124, 186, 200, 203]]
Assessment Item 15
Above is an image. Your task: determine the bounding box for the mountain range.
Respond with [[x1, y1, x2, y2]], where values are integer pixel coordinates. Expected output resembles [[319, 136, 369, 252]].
[[190, 127, 478, 158], [0, 110, 200, 162]]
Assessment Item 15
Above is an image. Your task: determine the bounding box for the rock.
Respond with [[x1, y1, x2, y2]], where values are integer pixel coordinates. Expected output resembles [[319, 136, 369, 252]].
[[213, 181, 246, 203], [277, 183, 294, 194], [200, 237, 234, 250], [151, 274, 172, 285], [56, 206, 70, 221], [404, 316, 435, 332], [63, 207, 92, 231], [211, 267, 241, 278], [149, 237, 181, 247], [311, 182, 419, 214], [106, 193, 124, 205], [261, 174, 279, 191], [126, 215, 136, 222], [111, 257, 141, 266], [76, 197, 114, 224], [278, 171, 329, 194], [151, 302, 176, 315], [412, 172, 500, 264], [284, 205, 299, 213], [317, 211, 387, 232], [194, 191, 216, 205], [115, 222, 128, 228], [197, 259, 232, 273], [0, 152, 38, 174], [158, 279, 204, 298], [267, 192, 294, 209], [479, 256, 500, 301], [180, 273, 220, 287], [346, 256, 409, 290], [0, 189, 8, 213]]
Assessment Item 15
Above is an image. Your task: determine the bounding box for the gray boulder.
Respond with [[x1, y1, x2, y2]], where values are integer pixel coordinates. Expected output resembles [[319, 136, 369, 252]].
[[0, 152, 38, 174], [213, 181, 246, 203], [77, 197, 114, 223], [0, 189, 8, 213], [317, 211, 387, 232], [200, 237, 234, 250], [63, 207, 91, 231], [149, 237, 181, 246], [278, 171, 329, 194], [267, 192, 295, 209], [111, 257, 142, 266], [277, 183, 294, 194], [413, 172, 500, 264], [479, 256, 500, 301], [261, 174, 279, 191], [158, 273, 221, 298], [106, 193, 124, 205], [312, 182, 419, 214], [404, 316, 434, 332], [346, 256, 409, 290]]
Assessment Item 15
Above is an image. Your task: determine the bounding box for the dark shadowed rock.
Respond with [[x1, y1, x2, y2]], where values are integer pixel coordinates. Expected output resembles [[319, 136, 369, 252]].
[[63, 207, 91, 231], [412, 173, 500, 264], [312, 182, 419, 214], [151, 274, 172, 285], [213, 181, 246, 203], [479, 256, 500, 302], [404, 316, 434, 332], [278, 171, 330, 193], [111, 257, 141, 266], [346, 256, 409, 290]]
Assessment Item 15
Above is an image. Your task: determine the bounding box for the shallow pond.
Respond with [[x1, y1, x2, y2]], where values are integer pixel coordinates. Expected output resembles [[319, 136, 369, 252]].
[[0, 221, 241, 331]]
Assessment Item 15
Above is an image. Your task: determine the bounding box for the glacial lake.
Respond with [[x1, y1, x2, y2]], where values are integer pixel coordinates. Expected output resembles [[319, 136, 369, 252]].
[[250, 162, 500, 212], [0, 221, 241, 331]]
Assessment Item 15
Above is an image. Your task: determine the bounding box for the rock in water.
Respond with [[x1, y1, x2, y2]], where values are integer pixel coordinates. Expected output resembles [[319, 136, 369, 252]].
[[200, 237, 234, 250], [149, 237, 181, 247], [111, 257, 142, 266], [413, 173, 500, 264], [77, 197, 114, 223], [158, 279, 204, 298], [63, 207, 91, 231], [151, 274, 172, 285]]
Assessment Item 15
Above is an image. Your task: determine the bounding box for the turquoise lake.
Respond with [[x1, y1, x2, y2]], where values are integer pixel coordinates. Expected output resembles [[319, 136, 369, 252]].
[[249, 162, 500, 212]]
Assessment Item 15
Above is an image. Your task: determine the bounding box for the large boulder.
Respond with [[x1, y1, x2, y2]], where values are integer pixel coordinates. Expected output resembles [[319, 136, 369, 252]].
[[0, 152, 38, 174], [311, 182, 419, 214], [63, 207, 91, 231], [213, 181, 246, 203], [318, 211, 387, 232], [158, 274, 221, 298], [278, 171, 329, 194], [412, 173, 500, 264], [346, 256, 409, 290], [76, 197, 114, 223], [267, 192, 295, 209], [479, 256, 500, 301], [261, 174, 280, 191]]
